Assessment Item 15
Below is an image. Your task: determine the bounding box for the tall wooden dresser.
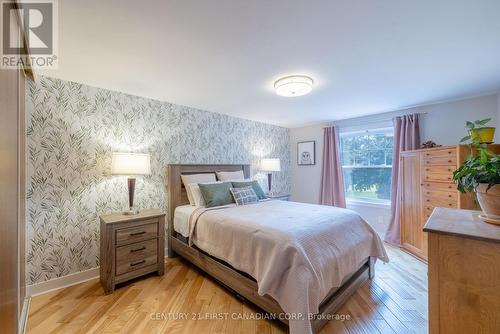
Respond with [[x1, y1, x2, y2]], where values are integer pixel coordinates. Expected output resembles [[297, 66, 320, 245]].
[[399, 144, 500, 261]]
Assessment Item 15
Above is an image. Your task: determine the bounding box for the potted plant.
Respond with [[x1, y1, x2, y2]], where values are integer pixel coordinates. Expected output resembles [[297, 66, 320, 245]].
[[453, 122, 500, 224], [466, 118, 496, 144]]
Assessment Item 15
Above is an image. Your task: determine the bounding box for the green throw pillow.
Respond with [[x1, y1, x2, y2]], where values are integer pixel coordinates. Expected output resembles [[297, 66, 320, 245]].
[[231, 180, 266, 200], [198, 182, 235, 208]]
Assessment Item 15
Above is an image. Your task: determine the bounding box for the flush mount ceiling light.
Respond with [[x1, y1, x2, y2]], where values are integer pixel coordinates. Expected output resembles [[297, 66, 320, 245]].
[[274, 75, 313, 97]]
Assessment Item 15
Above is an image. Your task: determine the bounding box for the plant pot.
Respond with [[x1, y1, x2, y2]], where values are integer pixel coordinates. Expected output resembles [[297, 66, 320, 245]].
[[469, 127, 496, 144], [476, 183, 500, 220]]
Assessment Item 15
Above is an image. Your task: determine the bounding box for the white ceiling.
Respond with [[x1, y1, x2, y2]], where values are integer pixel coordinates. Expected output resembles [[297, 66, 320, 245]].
[[39, 0, 500, 128]]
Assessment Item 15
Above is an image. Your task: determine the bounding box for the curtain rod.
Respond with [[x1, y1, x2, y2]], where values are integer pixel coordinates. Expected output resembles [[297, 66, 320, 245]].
[[323, 112, 428, 128]]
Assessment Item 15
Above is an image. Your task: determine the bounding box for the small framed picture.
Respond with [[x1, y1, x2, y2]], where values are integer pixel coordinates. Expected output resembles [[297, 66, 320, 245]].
[[297, 141, 315, 165]]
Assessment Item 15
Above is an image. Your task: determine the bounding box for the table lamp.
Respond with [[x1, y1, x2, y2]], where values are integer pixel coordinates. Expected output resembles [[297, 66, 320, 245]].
[[261, 158, 281, 194], [111, 152, 151, 215]]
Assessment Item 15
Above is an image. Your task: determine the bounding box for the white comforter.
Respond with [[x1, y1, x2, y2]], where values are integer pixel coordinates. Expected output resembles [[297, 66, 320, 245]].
[[187, 200, 389, 334]]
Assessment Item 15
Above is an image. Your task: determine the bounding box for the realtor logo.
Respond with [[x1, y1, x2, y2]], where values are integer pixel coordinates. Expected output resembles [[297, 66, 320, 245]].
[[1, 0, 58, 69]]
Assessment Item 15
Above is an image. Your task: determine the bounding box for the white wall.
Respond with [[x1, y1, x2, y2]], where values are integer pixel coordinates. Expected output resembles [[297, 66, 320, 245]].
[[290, 124, 324, 204], [290, 94, 499, 236]]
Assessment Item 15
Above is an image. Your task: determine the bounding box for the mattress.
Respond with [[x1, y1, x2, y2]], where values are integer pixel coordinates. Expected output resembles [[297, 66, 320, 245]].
[[173, 205, 197, 238], [186, 200, 389, 334]]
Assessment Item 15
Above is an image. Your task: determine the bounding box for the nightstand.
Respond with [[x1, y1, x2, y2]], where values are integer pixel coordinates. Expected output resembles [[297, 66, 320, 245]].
[[266, 194, 290, 201], [100, 209, 165, 294]]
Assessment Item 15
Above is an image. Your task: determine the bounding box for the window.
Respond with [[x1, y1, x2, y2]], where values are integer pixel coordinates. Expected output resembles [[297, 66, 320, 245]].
[[339, 127, 394, 204]]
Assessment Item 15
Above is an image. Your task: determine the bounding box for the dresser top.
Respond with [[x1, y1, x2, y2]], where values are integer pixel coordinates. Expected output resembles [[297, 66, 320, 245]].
[[100, 209, 164, 224], [423, 207, 500, 243]]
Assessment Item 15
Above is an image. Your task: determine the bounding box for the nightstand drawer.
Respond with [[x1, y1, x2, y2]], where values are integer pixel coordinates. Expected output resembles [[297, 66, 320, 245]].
[[116, 254, 158, 276], [115, 220, 158, 245], [116, 238, 158, 263]]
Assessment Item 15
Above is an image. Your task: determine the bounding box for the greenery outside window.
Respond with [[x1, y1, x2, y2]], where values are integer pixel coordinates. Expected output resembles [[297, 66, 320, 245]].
[[339, 127, 394, 205]]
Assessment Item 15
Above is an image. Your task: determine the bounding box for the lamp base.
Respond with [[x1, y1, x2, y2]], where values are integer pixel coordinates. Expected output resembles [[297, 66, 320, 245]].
[[123, 208, 140, 215]]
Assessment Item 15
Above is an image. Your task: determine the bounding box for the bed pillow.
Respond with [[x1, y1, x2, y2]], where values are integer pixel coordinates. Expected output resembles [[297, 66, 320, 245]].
[[216, 170, 245, 181], [181, 173, 216, 205], [230, 186, 259, 206], [198, 181, 235, 208], [187, 183, 206, 207], [231, 180, 266, 200]]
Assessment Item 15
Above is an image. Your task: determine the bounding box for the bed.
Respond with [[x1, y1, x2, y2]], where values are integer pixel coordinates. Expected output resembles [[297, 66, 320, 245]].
[[166, 164, 388, 334]]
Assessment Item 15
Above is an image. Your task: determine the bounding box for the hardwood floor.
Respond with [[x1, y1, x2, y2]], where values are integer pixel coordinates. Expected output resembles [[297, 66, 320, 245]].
[[27, 245, 428, 333]]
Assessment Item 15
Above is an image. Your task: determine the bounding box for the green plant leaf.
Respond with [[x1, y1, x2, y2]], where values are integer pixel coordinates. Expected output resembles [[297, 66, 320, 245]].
[[474, 118, 491, 126], [460, 135, 470, 143], [466, 121, 474, 129]]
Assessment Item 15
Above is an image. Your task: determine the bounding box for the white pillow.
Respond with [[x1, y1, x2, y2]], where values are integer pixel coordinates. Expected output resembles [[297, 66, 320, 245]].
[[181, 173, 216, 204], [187, 183, 206, 206], [216, 170, 245, 181]]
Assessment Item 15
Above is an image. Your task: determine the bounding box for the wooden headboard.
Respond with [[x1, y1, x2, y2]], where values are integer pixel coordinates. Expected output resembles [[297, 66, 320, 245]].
[[166, 164, 250, 241]]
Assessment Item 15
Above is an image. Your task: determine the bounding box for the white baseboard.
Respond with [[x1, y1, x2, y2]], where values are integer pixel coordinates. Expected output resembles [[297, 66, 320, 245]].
[[26, 252, 171, 297], [26, 267, 100, 297]]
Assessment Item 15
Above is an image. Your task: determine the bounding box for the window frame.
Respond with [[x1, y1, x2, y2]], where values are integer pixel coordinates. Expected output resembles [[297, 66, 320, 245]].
[[339, 126, 394, 206]]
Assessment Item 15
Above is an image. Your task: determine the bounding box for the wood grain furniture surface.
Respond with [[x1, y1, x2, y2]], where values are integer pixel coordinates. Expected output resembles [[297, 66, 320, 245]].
[[0, 3, 30, 332], [100, 209, 165, 294], [424, 208, 500, 334], [167, 164, 375, 333], [399, 144, 500, 261]]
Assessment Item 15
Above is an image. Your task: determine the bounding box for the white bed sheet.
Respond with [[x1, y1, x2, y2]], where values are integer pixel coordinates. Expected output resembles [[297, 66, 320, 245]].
[[173, 205, 198, 237]]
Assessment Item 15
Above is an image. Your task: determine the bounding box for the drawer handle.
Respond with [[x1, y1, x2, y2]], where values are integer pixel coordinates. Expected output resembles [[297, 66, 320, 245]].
[[130, 231, 146, 237], [130, 260, 146, 267], [130, 246, 146, 253], [448, 160, 452, 163]]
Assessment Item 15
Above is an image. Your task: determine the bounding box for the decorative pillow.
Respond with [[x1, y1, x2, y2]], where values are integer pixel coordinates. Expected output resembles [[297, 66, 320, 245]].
[[231, 180, 266, 200], [198, 182, 235, 208], [181, 173, 216, 205], [187, 183, 206, 207], [216, 170, 245, 181], [230, 186, 259, 206]]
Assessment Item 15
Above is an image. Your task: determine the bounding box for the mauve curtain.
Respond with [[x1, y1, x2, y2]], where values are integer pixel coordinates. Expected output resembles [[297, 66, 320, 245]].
[[384, 114, 421, 245], [320, 126, 346, 208]]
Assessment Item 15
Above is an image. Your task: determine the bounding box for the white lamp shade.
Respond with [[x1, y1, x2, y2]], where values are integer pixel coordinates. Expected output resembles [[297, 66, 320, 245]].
[[261, 158, 281, 172], [111, 152, 151, 175]]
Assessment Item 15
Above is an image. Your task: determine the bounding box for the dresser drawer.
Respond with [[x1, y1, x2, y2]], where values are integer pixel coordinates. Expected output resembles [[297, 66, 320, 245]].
[[116, 238, 158, 263], [423, 189, 457, 201], [115, 220, 158, 245], [422, 149, 456, 166], [115, 254, 158, 276], [422, 191, 457, 208], [422, 182, 455, 192], [422, 166, 455, 182], [423, 205, 434, 221]]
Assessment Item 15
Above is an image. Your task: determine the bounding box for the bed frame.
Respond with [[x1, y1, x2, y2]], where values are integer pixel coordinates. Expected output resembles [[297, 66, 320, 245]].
[[166, 164, 375, 333]]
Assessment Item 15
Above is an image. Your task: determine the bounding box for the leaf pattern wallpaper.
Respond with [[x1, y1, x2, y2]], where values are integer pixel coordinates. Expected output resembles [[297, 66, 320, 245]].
[[26, 76, 290, 285]]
